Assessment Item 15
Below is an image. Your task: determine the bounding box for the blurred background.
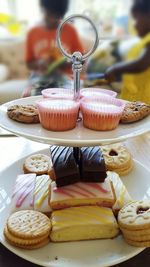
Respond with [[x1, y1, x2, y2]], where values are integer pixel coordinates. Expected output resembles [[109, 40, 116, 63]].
[[0, 0, 137, 104]]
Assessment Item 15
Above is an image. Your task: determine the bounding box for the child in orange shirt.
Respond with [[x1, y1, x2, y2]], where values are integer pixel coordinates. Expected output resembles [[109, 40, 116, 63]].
[[24, 0, 84, 96]]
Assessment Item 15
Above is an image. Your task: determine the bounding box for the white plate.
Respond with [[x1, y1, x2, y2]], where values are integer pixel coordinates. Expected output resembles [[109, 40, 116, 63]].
[[0, 96, 150, 146], [1, 148, 150, 267]]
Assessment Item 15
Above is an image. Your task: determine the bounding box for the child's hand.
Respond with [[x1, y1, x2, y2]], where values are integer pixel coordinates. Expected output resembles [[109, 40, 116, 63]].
[[105, 66, 118, 82]]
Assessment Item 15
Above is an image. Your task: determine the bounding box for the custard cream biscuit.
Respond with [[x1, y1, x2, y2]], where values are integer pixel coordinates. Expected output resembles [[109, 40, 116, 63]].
[[23, 154, 53, 176]]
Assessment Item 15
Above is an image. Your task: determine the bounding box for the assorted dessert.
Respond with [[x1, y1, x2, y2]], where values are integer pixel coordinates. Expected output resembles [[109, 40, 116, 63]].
[[6, 88, 150, 131], [5, 143, 147, 250]]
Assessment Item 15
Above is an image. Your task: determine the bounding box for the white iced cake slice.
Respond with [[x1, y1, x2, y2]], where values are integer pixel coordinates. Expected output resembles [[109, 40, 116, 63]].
[[11, 173, 36, 212], [34, 174, 52, 214], [50, 176, 115, 210], [108, 171, 132, 213], [50, 206, 119, 242]]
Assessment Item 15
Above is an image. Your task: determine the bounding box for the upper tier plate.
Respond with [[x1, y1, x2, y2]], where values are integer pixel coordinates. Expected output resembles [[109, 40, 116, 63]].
[[0, 96, 150, 146]]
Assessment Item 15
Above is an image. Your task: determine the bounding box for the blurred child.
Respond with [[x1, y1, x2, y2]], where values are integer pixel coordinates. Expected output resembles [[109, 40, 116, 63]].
[[105, 0, 150, 104], [24, 0, 83, 95]]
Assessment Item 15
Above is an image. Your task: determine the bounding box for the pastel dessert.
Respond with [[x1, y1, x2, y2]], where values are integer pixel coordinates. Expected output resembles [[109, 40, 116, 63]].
[[80, 88, 117, 99], [50, 146, 80, 187], [50, 206, 119, 242], [34, 175, 52, 214], [11, 174, 36, 213], [80, 96, 125, 131], [42, 88, 74, 100], [50, 176, 115, 210], [36, 99, 80, 131], [108, 171, 132, 214], [80, 146, 107, 182]]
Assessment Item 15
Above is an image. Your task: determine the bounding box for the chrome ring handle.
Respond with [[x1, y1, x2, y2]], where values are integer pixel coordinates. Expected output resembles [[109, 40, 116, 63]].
[[56, 14, 99, 61]]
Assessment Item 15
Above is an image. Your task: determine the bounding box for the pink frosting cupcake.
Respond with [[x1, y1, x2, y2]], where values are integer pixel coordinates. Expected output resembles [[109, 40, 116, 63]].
[[80, 88, 117, 99], [80, 96, 125, 131], [36, 99, 80, 131], [42, 88, 74, 100]]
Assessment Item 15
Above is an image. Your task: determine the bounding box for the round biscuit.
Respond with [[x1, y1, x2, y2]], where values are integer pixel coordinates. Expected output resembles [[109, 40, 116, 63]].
[[7, 105, 40, 124], [118, 200, 150, 230], [4, 225, 49, 245], [125, 238, 150, 247], [7, 210, 51, 239], [23, 154, 52, 175], [101, 143, 132, 173]]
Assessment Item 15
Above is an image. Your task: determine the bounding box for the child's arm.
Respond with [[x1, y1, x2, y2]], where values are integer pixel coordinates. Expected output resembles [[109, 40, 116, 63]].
[[105, 44, 150, 82]]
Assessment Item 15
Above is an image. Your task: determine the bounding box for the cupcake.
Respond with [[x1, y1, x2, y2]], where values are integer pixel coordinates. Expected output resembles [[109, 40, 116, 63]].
[[36, 99, 80, 131], [42, 88, 74, 100], [80, 96, 125, 131], [80, 88, 117, 99]]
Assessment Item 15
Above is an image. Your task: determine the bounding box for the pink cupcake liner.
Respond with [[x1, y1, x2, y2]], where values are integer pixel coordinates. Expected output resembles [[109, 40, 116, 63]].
[[42, 88, 74, 100], [80, 96, 125, 131], [80, 88, 117, 99], [36, 99, 80, 131]]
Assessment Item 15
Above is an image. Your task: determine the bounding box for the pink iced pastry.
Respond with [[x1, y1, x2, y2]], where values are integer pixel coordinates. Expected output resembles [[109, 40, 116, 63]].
[[50, 176, 115, 210], [36, 99, 80, 131], [80, 88, 117, 99], [80, 95, 125, 131], [11, 174, 36, 213], [42, 88, 74, 100]]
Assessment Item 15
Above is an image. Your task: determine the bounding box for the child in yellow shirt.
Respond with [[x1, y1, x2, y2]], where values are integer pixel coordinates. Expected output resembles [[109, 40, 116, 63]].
[[105, 0, 150, 105]]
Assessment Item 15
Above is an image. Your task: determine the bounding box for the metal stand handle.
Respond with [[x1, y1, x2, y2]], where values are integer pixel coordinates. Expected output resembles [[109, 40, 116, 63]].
[[56, 14, 99, 100]]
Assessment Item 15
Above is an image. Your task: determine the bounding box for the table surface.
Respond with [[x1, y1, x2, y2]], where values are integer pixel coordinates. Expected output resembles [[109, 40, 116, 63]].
[[0, 133, 150, 267]]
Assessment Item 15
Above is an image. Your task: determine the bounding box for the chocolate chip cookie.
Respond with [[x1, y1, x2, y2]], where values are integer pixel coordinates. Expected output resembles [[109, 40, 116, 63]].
[[120, 101, 150, 123], [7, 105, 40, 123]]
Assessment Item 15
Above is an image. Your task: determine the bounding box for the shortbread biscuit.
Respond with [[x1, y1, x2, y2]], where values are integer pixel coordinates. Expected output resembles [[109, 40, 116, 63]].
[[23, 154, 53, 176], [101, 143, 133, 176], [125, 239, 150, 247], [5, 237, 49, 250], [7, 105, 40, 123], [120, 101, 150, 123], [4, 225, 48, 245], [7, 210, 51, 239], [118, 200, 150, 230]]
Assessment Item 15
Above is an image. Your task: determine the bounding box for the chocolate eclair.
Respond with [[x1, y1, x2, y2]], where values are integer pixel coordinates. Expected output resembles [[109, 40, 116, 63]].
[[80, 146, 107, 183], [50, 146, 80, 187]]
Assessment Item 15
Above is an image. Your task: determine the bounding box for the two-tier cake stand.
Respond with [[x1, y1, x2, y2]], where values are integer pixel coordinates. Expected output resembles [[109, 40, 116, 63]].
[[0, 15, 150, 267]]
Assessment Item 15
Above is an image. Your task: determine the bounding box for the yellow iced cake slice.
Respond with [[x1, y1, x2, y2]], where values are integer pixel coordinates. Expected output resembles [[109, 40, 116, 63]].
[[50, 206, 119, 242], [50, 176, 115, 210]]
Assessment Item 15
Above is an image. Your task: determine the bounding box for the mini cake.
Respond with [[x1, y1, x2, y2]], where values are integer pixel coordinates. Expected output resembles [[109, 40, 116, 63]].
[[80, 88, 117, 99], [50, 146, 80, 187], [50, 206, 119, 242], [34, 175, 52, 214], [36, 99, 80, 131], [42, 88, 74, 100], [108, 171, 132, 214], [80, 96, 125, 131], [11, 174, 36, 212], [80, 146, 107, 182], [50, 176, 115, 210]]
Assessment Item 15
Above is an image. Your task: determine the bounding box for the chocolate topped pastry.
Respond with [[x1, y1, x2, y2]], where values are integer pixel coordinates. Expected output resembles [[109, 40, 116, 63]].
[[80, 146, 107, 183], [50, 146, 80, 187]]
